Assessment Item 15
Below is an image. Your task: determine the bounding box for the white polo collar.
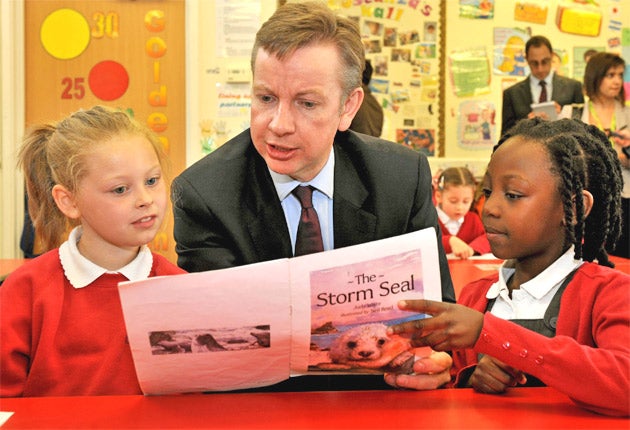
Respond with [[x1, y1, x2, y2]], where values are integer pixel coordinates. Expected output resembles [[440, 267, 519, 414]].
[[59, 226, 154, 289]]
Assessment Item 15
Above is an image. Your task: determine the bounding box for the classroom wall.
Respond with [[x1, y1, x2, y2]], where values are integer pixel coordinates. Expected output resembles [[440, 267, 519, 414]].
[[189, 0, 630, 178], [443, 0, 630, 172]]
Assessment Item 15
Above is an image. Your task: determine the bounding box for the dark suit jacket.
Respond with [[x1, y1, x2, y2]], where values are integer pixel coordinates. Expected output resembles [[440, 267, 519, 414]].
[[172, 128, 455, 303], [172, 129, 455, 391], [501, 74, 584, 136]]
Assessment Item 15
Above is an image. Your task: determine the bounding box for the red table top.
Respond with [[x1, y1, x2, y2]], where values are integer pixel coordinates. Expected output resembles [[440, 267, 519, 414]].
[[448, 255, 630, 297], [1, 387, 627, 429]]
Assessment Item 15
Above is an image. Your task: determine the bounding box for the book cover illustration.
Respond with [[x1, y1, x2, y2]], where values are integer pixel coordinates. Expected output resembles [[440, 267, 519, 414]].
[[307, 250, 429, 374]]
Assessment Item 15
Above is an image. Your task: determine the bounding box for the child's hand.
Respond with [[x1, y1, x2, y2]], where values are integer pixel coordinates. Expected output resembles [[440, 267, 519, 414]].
[[384, 350, 453, 390], [468, 355, 527, 394], [387, 300, 484, 351], [450, 236, 475, 259]]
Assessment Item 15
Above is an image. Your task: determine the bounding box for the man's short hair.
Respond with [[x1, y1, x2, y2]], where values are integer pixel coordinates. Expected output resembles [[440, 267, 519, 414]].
[[525, 35, 552, 56], [251, 1, 364, 98]]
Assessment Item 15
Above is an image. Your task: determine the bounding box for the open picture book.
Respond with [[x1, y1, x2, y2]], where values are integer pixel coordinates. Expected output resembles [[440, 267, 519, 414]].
[[118, 228, 442, 394]]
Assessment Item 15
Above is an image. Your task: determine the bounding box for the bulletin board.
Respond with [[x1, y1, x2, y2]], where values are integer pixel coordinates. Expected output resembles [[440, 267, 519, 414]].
[[442, 0, 630, 162], [192, 0, 444, 162], [328, 0, 444, 157], [25, 0, 185, 263]]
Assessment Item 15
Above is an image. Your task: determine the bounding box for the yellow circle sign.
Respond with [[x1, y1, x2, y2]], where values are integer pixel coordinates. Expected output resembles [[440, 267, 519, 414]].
[[40, 8, 90, 60]]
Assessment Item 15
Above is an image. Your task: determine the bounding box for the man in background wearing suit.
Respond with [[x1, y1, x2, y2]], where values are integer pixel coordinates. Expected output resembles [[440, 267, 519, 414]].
[[501, 35, 584, 136], [349, 59, 384, 137], [171, 2, 454, 392]]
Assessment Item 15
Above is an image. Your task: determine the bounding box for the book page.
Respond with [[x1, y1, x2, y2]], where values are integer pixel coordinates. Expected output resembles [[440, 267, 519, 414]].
[[289, 228, 441, 375], [118, 259, 292, 394]]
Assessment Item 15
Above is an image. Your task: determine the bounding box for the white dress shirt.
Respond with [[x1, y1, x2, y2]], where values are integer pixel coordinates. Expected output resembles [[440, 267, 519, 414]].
[[530, 71, 554, 103]]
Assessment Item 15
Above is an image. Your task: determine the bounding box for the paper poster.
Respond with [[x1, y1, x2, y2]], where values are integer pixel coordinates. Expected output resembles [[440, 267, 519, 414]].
[[573, 45, 605, 81], [458, 100, 497, 150], [395, 128, 436, 156], [459, 0, 494, 19], [493, 27, 530, 76], [556, 3, 602, 37], [449, 47, 492, 97], [514, 2, 548, 24]]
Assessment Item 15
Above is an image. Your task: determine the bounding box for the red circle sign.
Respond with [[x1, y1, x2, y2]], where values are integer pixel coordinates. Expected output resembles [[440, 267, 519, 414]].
[[88, 60, 129, 101]]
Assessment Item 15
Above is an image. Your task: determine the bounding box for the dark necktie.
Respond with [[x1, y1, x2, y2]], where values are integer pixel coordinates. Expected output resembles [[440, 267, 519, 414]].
[[292, 186, 324, 256], [539, 80, 547, 103]]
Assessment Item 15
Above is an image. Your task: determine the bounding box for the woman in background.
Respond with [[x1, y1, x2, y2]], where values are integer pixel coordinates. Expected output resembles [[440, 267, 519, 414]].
[[561, 52, 630, 258]]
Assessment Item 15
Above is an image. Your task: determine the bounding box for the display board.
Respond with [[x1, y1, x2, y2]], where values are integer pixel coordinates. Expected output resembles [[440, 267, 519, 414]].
[[25, 0, 185, 263], [190, 0, 629, 176], [443, 0, 630, 161], [191, 0, 444, 163], [328, 0, 443, 157]]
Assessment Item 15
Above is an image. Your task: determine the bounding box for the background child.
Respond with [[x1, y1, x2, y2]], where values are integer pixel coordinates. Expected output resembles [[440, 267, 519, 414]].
[[434, 167, 491, 259], [389, 118, 629, 416], [0, 106, 185, 397]]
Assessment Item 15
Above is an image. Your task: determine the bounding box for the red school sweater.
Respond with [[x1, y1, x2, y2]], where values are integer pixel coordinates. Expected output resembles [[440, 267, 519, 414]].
[[451, 262, 630, 417], [438, 211, 491, 255], [0, 249, 185, 397]]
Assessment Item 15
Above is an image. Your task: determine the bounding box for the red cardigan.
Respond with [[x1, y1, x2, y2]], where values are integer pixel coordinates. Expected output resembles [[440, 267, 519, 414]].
[[438, 211, 491, 255], [452, 262, 630, 416], [0, 249, 185, 397]]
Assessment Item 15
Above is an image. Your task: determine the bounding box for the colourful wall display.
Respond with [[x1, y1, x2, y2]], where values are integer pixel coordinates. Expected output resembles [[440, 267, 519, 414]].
[[25, 0, 185, 263]]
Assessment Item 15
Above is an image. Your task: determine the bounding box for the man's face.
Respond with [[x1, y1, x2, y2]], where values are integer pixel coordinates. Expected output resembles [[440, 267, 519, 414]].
[[250, 44, 362, 182], [526, 45, 553, 81]]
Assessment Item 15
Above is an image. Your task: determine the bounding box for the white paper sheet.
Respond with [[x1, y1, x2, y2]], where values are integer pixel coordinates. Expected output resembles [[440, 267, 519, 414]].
[[119, 259, 291, 394], [0, 411, 14, 427]]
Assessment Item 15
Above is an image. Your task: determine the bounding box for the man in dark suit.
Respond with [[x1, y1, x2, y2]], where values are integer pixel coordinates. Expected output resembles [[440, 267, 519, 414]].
[[349, 59, 384, 137], [172, 1, 454, 392], [501, 35, 584, 136]]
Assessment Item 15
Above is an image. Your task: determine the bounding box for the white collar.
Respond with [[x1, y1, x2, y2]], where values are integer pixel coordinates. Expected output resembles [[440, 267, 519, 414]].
[[270, 148, 335, 201], [59, 226, 154, 289], [436, 206, 464, 225], [486, 246, 582, 300], [534, 71, 553, 87]]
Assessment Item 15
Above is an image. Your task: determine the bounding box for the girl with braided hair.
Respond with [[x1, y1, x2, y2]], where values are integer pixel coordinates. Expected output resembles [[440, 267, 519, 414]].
[[387, 118, 629, 416]]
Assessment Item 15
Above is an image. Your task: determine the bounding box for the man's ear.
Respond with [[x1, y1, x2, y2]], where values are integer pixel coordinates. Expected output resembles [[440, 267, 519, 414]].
[[581, 189, 594, 218], [52, 184, 81, 220], [338, 87, 364, 131]]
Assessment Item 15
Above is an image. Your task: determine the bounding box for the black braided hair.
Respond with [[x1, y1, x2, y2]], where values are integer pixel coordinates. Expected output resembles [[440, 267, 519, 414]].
[[494, 118, 623, 267]]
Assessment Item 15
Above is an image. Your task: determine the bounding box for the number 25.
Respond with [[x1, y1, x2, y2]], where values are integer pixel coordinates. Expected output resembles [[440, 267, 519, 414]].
[[61, 77, 85, 99]]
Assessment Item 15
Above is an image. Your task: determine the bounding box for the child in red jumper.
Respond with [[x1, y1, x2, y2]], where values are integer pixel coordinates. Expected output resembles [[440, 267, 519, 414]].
[[0, 106, 185, 397], [388, 118, 629, 416], [434, 167, 491, 259]]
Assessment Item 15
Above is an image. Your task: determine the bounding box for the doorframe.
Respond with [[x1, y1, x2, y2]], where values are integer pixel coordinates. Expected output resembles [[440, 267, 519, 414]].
[[0, 0, 25, 259]]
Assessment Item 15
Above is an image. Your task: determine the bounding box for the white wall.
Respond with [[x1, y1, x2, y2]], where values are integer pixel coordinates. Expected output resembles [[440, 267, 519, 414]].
[[0, 1, 25, 259]]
